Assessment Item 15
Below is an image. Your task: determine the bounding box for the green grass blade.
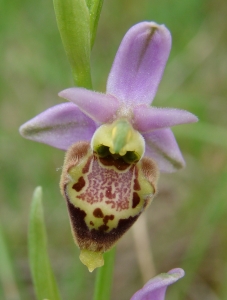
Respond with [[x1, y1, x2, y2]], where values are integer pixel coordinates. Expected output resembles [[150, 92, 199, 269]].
[[29, 187, 61, 300], [0, 225, 20, 300]]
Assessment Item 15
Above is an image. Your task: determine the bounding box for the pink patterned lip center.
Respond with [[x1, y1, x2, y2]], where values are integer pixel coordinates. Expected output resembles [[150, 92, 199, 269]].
[[76, 156, 137, 211]]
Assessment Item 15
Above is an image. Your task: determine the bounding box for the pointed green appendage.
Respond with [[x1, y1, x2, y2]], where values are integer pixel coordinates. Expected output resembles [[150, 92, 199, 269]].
[[80, 249, 104, 272], [53, 0, 92, 88], [85, 0, 104, 47], [29, 187, 61, 300]]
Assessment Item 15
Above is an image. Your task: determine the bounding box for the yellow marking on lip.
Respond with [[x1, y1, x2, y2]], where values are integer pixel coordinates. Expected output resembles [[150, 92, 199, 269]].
[[66, 153, 155, 233]]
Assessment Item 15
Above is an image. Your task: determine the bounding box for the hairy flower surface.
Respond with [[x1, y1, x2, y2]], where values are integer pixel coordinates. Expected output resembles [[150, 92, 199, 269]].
[[131, 268, 185, 300], [20, 22, 197, 271]]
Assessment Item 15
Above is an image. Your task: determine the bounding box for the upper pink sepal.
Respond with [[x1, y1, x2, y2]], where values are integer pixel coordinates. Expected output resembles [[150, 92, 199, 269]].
[[106, 22, 171, 106]]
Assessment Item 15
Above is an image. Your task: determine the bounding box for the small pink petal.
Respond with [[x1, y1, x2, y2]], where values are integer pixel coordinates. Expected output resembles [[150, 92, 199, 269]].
[[107, 22, 171, 106], [19, 103, 97, 150], [131, 268, 185, 300], [144, 128, 185, 172], [59, 87, 120, 123], [133, 105, 198, 132]]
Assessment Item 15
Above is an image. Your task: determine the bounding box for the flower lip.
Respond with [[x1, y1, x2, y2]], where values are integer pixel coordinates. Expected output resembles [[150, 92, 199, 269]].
[[60, 141, 159, 272]]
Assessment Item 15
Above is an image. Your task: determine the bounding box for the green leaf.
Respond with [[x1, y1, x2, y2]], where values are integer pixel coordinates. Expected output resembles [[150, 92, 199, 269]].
[[53, 0, 92, 88], [86, 0, 104, 47], [29, 187, 61, 300]]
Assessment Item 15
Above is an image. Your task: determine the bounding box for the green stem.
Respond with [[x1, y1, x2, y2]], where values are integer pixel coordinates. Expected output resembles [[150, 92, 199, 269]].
[[53, 0, 92, 89], [93, 247, 116, 300]]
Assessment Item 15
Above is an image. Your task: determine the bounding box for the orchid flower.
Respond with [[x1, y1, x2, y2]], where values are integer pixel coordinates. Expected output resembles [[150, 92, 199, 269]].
[[20, 22, 197, 271], [131, 268, 185, 300]]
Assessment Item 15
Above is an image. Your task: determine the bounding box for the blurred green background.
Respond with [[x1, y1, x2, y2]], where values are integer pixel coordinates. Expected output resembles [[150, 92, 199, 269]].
[[1, 0, 227, 299]]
